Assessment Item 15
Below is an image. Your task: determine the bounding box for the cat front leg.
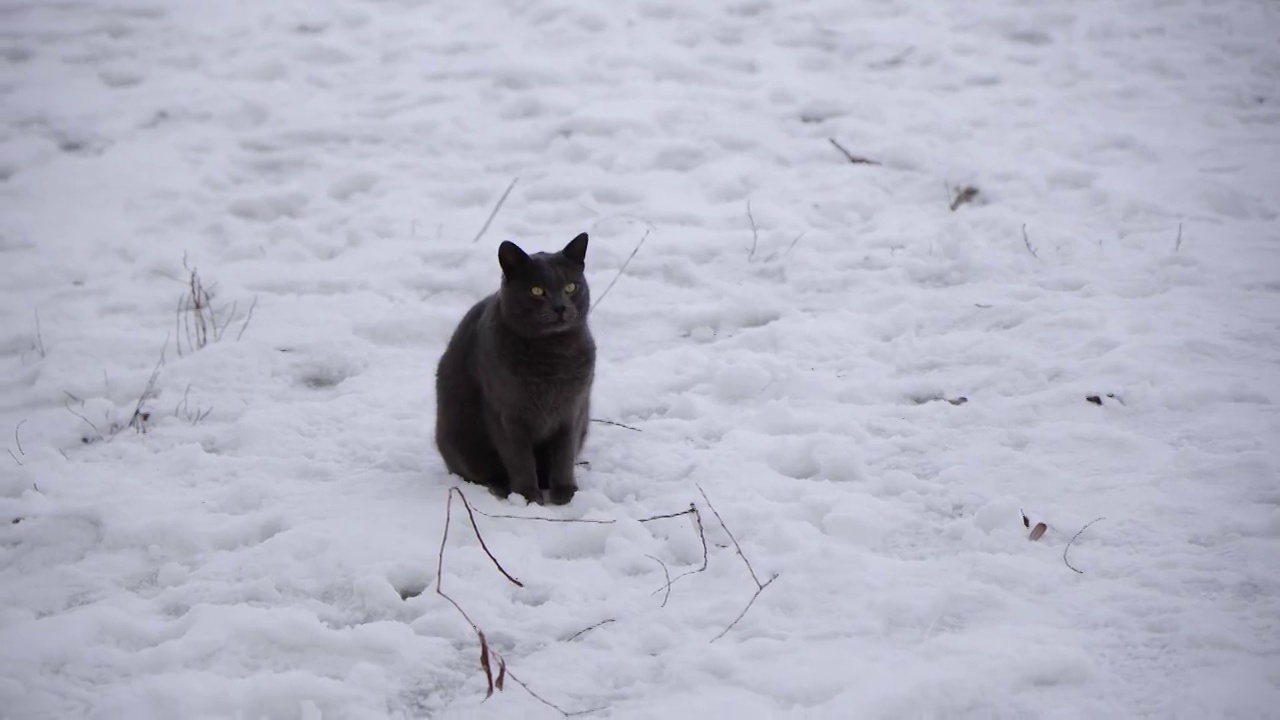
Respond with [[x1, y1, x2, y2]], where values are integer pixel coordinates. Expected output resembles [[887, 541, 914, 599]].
[[543, 423, 581, 506], [486, 413, 540, 504]]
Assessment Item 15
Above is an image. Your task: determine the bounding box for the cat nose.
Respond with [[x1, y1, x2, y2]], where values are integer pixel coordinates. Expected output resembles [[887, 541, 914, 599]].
[[551, 304, 567, 316]]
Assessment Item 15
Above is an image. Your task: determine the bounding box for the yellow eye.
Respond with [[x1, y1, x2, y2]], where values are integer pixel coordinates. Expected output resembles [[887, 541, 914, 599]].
[[565, 283, 577, 293], [530, 286, 545, 297]]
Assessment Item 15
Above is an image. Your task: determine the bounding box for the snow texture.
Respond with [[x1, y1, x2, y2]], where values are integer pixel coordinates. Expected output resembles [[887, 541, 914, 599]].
[[2, 0, 1279, 717]]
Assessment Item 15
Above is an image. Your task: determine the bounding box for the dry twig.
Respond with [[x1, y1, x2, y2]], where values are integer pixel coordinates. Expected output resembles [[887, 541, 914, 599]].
[[647, 554, 673, 608], [1064, 516, 1105, 574], [697, 485, 762, 587], [696, 485, 778, 641], [1021, 224, 1039, 258], [712, 575, 780, 643], [126, 341, 166, 435], [33, 310, 45, 359], [177, 259, 255, 355], [763, 231, 806, 263], [467, 501, 707, 605], [64, 398, 100, 437], [7, 419, 27, 466], [828, 138, 882, 166], [1174, 222, 1183, 253], [746, 200, 760, 260], [589, 418, 641, 432], [645, 503, 710, 598], [471, 177, 519, 244], [566, 618, 616, 642], [14, 419, 26, 457], [174, 384, 213, 425], [235, 296, 258, 341], [436, 488, 607, 715], [590, 229, 649, 312]]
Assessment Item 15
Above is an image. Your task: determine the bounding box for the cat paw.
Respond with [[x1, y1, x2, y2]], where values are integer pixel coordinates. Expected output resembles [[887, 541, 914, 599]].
[[509, 486, 540, 505], [548, 486, 577, 505]]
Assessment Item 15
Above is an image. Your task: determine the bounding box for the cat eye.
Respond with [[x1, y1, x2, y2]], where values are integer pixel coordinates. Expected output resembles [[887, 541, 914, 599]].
[[565, 283, 577, 294], [530, 286, 545, 297]]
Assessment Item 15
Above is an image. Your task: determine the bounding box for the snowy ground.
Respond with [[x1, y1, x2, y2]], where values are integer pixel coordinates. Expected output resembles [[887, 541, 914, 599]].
[[2, 0, 1279, 717]]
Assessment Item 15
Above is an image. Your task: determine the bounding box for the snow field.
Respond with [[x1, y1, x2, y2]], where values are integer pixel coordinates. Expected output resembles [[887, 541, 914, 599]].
[[2, 0, 1279, 717]]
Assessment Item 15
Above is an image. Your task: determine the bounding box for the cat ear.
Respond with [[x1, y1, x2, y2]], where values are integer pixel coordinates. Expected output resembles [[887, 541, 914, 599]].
[[498, 241, 530, 276], [562, 233, 588, 265]]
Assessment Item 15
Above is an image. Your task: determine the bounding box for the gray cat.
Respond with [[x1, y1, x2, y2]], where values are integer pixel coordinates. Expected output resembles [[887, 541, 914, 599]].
[[434, 233, 595, 505]]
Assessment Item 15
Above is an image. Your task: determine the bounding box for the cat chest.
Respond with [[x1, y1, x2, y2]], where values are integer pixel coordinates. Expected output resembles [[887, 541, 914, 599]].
[[484, 370, 590, 435]]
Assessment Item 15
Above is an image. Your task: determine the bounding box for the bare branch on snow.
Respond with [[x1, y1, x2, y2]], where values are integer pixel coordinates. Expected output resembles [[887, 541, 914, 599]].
[[471, 177, 519, 244], [828, 138, 882, 166], [696, 484, 779, 641], [589, 418, 641, 432], [590, 229, 649, 312], [1064, 516, 1106, 574], [436, 487, 607, 715], [1021, 224, 1039, 258], [565, 618, 616, 642], [33, 310, 46, 359]]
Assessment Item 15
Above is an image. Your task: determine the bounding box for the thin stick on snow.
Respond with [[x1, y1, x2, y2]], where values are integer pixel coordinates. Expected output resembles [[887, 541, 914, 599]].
[[697, 484, 762, 587], [439, 487, 524, 588], [746, 200, 760, 261], [650, 503, 709, 596], [566, 618, 616, 642], [465, 491, 711, 599], [436, 487, 605, 715], [174, 295, 186, 358], [638, 504, 700, 525], [506, 673, 607, 717], [589, 418, 641, 432], [1021, 224, 1039, 258], [590, 229, 649, 312], [711, 575, 780, 643], [647, 554, 673, 608], [435, 488, 517, 701], [123, 340, 167, 436], [14, 419, 26, 457], [32, 310, 46, 356], [8, 421, 26, 466], [212, 300, 238, 342], [763, 231, 806, 263], [471, 177, 519, 244], [474, 509, 616, 524], [1174, 222, 1183, 253], [64, 399, 101, 435], [828, 138, 882, 166], [696, 484, 778, 641], [235, 296, 259, 341], [1063, 516, 1105, 574], [473, 501, 698, 528]]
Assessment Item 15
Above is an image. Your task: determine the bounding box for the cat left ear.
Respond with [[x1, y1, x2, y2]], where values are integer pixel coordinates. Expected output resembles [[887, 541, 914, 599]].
[[562, 233, 588, 265], [498, 241, 530, 276]]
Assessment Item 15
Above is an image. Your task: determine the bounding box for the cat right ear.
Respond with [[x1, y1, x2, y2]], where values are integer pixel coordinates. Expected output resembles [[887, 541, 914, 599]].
[[562, 232, 588, 265], [498, 241, 530, 276]]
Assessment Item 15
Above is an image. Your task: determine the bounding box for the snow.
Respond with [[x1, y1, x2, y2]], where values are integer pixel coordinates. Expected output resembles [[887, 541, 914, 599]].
[[2, 0, 1279, 717]]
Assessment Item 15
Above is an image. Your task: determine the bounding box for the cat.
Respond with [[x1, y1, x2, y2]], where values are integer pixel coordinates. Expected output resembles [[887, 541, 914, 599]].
[[434, 233, 595, 505]]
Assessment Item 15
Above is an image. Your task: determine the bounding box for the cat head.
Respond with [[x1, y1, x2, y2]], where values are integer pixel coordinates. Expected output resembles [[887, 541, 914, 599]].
[[497, 233, 590, 336]]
